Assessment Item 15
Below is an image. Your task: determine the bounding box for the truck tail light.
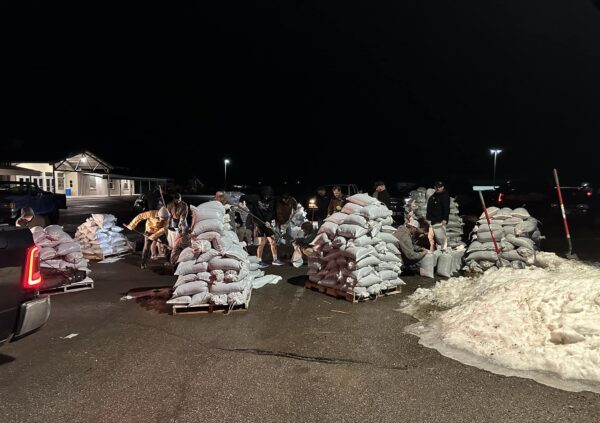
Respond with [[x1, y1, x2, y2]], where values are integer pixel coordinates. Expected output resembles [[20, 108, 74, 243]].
[[587, 191, 592, 198], [23, 245, 42, 289]]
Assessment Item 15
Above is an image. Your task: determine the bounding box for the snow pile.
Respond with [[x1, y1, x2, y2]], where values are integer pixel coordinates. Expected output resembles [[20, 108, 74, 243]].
[[32, 225, 90, 273], [464, 207, 543, 272], [401, 252, 600, 393], [404, 187, 465, 249], [308, 193, 405, 299], [75, 214, 133, 260], [167, 201, 268, 308]]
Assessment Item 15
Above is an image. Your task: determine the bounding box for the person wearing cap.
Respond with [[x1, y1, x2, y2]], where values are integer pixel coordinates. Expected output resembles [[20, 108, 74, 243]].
[[373, 181, 391, 208], [393, 219, 428, 264], [15, 207, 46, 229], [125, 206, 170, 269], [426, 181, 450, 249]]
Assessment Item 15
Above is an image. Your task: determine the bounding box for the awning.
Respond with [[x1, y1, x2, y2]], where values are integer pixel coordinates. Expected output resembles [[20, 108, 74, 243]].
[[0, 165, 42, 176], [53, 151, 113, 173]]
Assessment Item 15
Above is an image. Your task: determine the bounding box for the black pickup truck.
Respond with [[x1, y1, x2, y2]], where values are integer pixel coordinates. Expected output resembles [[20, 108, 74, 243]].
[[0, 181, 67, 225], [0, 226, 51, 346]]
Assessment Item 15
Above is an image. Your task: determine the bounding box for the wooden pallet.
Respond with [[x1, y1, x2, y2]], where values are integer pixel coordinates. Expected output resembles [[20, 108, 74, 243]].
[[172, 290, 252, 315], [83, 251, 131, 261], [40, 277, 94, 295], [304, 281, 401, 303]]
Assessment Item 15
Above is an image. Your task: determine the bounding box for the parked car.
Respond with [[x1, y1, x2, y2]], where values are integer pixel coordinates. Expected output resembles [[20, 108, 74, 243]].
[[0, 181, 67, 224], [0, 226, 51, 346], [550, 182, 595, 216]]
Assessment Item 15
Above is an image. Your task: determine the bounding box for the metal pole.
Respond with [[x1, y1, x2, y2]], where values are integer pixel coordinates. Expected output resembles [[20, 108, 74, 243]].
[[224, 162, 228, 191], [493, 151, 498, 189]]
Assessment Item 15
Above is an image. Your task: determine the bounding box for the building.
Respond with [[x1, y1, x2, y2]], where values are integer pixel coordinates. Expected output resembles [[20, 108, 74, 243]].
[[1, 151, 168, 197]]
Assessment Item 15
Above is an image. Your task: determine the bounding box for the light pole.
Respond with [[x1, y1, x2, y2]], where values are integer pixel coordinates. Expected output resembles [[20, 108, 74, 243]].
[[490, 149, 502, 189], [224, 159, 230, 191]]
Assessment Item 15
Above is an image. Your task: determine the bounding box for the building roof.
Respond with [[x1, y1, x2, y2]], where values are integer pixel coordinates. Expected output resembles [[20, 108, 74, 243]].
[[52, 151, 113, 173], [0, 165, 42, 176]]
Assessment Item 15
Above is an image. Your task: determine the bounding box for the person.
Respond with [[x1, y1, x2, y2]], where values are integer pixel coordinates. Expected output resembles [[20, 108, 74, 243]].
[[170, 227, 192, 268], [327, 185, 344, 216], [415, 217, 434, 251], [314, 186, 330, 223], [166, 193, 189, 248], [393, 219, 428, 265], [373, 181, 391, 208], [235, 195, 251, 244], [275, 193, 298, 242], [125, 206, 170, 269], [215, 191, 226, 204], [15, 207, 46, 228], [247, 186, 282, 268], [426, 181, 450, 249], [292, 221, 318, 266]]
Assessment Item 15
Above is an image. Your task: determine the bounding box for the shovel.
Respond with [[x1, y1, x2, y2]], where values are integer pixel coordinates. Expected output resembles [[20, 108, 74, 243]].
[[553, 168, 578, 260]]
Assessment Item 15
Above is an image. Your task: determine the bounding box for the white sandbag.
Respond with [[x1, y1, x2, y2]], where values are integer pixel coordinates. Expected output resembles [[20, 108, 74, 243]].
[[501, 250, 533, 263], [436, 253, 454, 278], [351, 235, 375, 247], [31, 226, 46, 243], [197, 272, 212, 282], [356, 256, 381, 269], [479, 207, 499, 219], [192, 219, 224, 236], [386, 243, 401, 255], [512, 208, 531, 219], [223, 246, 247, 262], [292, 249, 303, 268], [387, 278, 406, 287], [466, 250, 499, 262], [419, 253, 435, 278], [502, 217, 524, 226], [178, 247, 200, 264], [92, 214, 116, 228], [318, 222, 339, 239], [175, 261, 209, 276], [63, 252, 83, 264], [494, 207, 513, 220], [332, 236, 347, 248], [189, 292, 212, 306], [37, 238, 60, 248], [378, 216, 394, 226], [197, 201, 226, 214], [505, 234, 535, 249], [477, 223, 503, 233], [212, 294, 228, 306], [174, 273, 201, 288], [208, 257, 242, 271], [360, 205, 392, 220], [337, 224, 369, 239], [167, 295, 192, 305], [378, 270, 398, 281], [195, 231, 222, 241], [343, 214, 368, 228], [476, 230, 504, 243], [191, 239, 212, 254], [356, 273, 383, 287], [196, 249, 220, 263], [172, 281, 209, 297], [310, 233, 330, 247], [44, 225, 66, 241], [111, 226, 124, 233], [515, 220, 538, 236], [211, 269, 225, 282], [210, 281, 248, 295], [56, 242, 81, 256], [343, 247, 371, 262], [253, 275, 283, 289], [190, 205, 225, 222], [349, 266, 374, 280], [347, 193, 380, 206], [341, 203, 363, 214], [381, 225, 396, 233], [325, 212, 349, 225], [378, 232, 399, 245], [380, 252, 402, 263], [517, 247, 535, 258]]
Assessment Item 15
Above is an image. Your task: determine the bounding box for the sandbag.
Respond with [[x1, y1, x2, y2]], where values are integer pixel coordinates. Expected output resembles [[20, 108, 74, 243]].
[[172, 280, 209, 297], [479, 207, 499, 219], [210, 281, 248, 295], [356, 256, 381, 269], [174, 273, 201, 288], [325, 212, 349, 225], [195, 231, 222, 241], [351, 235, 374, 247], [505, 234, 535, 249], [196, 249, 220, 263], [188, 292, 212, 306], [192, 219, 224, 236], [436, 253, 454, 278], [92, 214, 116, 228], [175, 261, 209, 276], [419, 253, 435, 279], [378, 270, 398, 281], [318, 222, 339, 239], [56, 242, 81, 256], [332, 236, 347, 248], [341, 203, 363, 214], [378, 232, 399, 245], [347, 193, 380, 206], [208, 257, 242, 271], [64, 252, 83, 264], [45, 225, 66, 241], [343, 214, 368, 228], [476, 230, 504, 243], [40, 247, 57, 261], [380, 253, 402, 263], [512, 208, 531, 219], [343, 246, 371, 262], [337, 224, 369, 239], [31, 227, 46, 243], [178, 247, 200, 264], [167, 295, 192, 305], [515, 220, 538, 236], [190, 239, 212, 254], [466, 250, 499, 262], [356, 273, 383, 287], [360, 205, 392, 220], [386, 243, 401, 255]]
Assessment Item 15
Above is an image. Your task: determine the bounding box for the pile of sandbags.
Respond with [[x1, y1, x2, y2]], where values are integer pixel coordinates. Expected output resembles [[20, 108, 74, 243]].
[[288, 204, 309, 240], [464, 207, 543, 272], [166, 201, 263, 308], [404, 187, 465, 249], [419, 248, 466, 279], [307, 194, 405, 300], [31, 225, 90, 273], [75, 214, 133, 260]]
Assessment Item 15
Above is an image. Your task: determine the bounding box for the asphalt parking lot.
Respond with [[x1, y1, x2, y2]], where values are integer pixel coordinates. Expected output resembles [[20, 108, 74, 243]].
[[1, 196, 600, 423]]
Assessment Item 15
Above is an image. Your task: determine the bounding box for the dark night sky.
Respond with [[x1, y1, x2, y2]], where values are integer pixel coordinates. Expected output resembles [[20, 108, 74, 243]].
[[1, 1, 599, 191]]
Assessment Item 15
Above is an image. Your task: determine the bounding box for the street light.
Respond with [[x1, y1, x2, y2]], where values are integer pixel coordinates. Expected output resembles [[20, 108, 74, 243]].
[[224, 159, 230, 190], [490, 149, 502, 189]]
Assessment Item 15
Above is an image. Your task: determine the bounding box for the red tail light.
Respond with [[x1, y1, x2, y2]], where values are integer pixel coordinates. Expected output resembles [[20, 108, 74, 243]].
[[586, 191, 592, 198], [23, 245, 42, 289], [498, 193, 504, 203]]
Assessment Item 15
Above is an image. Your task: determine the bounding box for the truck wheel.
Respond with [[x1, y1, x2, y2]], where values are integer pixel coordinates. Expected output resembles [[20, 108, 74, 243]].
[[47, 210, 60, 224]]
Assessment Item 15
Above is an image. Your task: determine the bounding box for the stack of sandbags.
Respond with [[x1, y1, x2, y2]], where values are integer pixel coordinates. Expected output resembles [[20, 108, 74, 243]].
[[307, 194, 405, 299], [32, 225, 91, 273], [75, 214, 133, 260], [464, 207, 543, 272], [404, 187, 465, 249], [166, 201, 259, 308]]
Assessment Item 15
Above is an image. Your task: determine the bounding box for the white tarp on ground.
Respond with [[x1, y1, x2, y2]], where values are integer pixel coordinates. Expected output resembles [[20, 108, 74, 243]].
[[400, 252, 600, 393]]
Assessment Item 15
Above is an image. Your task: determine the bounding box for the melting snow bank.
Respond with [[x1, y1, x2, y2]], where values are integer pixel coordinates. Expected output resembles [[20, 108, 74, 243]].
[[401, 252, 600, 393]]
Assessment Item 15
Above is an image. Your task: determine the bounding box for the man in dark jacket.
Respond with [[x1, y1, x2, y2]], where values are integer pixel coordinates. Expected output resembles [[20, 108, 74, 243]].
[[247, 187, 283, 268], [426, 181, 450, 225], [373, 181, 391, 208], [314, 187, 330, 222], [426, 181, 451, 250], [327, 185, 344, 216]]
